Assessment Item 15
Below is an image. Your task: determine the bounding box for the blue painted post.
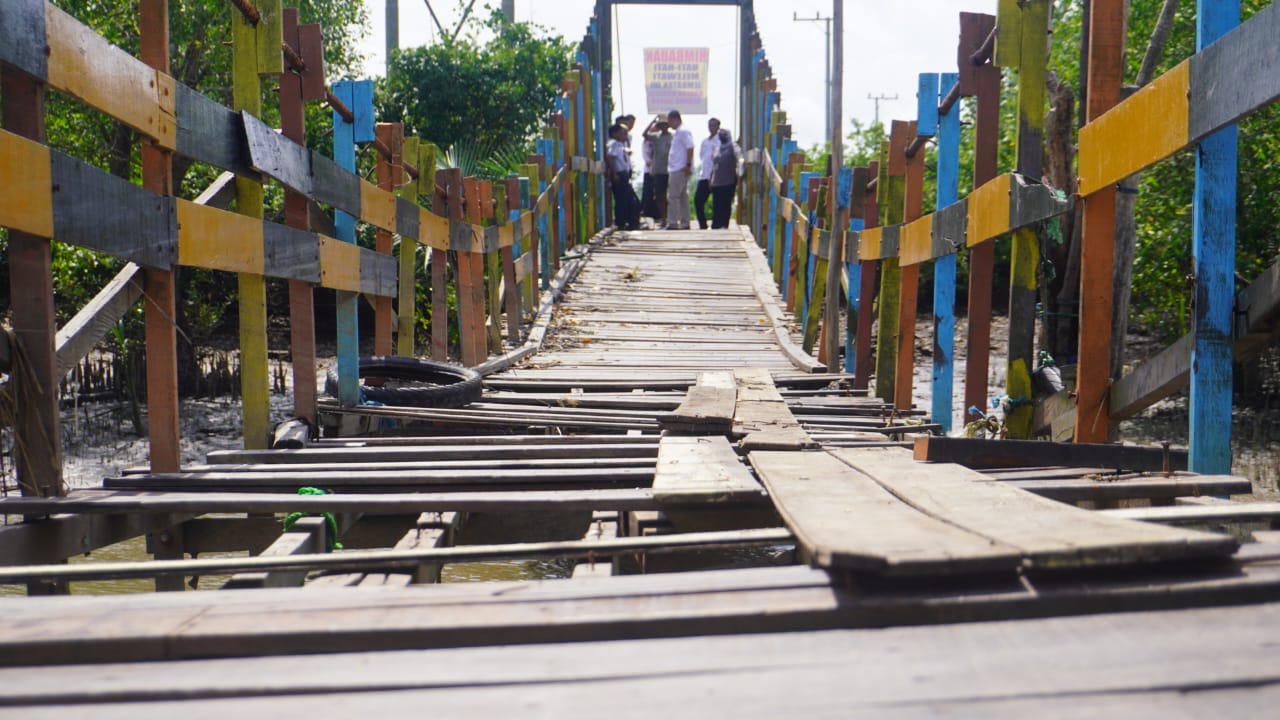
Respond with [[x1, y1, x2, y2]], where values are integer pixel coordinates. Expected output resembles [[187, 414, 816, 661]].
[[845, 217, 865, 373], [763, 95, 776, 266], [331, 79, 374, 406], [592, 34, 607, 229], [932, 72, 960, 434], [575, 51, 588, 237], [798, 170, 820, 318], [536, 138, 553, 289], [1190, 1, 1239, 474]]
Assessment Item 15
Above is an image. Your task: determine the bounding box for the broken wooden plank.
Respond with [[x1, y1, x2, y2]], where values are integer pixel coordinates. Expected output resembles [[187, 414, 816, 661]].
[[734, 368, 817, 451], [833, 447, 1238, 570], [749, 450, 1021, 575], [659, 371, 737, 435]]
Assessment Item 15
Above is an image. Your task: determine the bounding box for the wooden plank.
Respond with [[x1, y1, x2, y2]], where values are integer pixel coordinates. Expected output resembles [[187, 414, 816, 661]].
[[262, 221, 321, 283], [0, 489, 699, 516], [54, 263, 143, 378], [913, 436, 1188, 473], [242, 110, 313, 196], [174, 83, 257, 178], [0, 0, 48, 80], [733, 368, 816, 451], [1188, 1, 1280, 141], [964, 173, 1011, 247], [750, 450, 1021, 574], [223, 516, 327, 590], [833, 447, 1237, 569], [1103, 502, 1280, 526], [0, 129, 54, 237], [44, 2, 175, 149], [1078, 60, 1190, 196], [1008, 475, 1251, 504], [653, 436, 765, 503], [660, 371, 736, 435], [0, 528, 794, 587], [50, 149, 177, 267], [8, 601, 1280, 713], [894, 120, 924, 411]]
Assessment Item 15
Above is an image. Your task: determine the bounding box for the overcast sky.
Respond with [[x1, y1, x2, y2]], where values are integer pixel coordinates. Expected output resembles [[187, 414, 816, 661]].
[[360, 1, 1000, 149]]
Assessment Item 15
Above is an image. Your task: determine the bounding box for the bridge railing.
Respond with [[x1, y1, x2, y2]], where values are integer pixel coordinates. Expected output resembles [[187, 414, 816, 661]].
[[740, 0, 1280, 471], [0, 0, 611, 496]]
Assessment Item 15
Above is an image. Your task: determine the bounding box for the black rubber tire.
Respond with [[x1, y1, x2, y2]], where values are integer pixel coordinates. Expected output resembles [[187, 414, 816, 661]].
[[325, 356, 482, 408]]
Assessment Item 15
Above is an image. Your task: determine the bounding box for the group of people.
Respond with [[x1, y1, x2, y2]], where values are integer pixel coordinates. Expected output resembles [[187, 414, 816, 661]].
[[606, 110, 742, 232]]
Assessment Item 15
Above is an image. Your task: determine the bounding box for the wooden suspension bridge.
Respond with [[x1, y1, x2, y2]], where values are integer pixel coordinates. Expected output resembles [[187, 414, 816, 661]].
[[1, 0, 1280, 715]]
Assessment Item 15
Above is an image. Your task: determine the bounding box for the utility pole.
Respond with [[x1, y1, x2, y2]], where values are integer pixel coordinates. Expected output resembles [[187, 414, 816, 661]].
[[867, 92, 898, 124], [502, 0, 515, 21], [794, 11, 833, 139], [386, 0, 398, 74]]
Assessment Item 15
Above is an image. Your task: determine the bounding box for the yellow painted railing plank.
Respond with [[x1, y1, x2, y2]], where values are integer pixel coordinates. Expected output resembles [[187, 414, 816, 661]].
[[176, 200, 264, 274], [0, 131, 54, 237], [1078, 60, 1190, 196], [858, 227, 883, 261], [44, 3, 176, 150], [318, 235, 363, 293], [966, 173, 1012, 247], [899, 214, 934, 267], [360, 181, 398, 233]]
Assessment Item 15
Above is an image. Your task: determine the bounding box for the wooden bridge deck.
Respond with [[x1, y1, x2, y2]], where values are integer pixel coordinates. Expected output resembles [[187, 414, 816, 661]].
[[0, 226, 1273, 716]]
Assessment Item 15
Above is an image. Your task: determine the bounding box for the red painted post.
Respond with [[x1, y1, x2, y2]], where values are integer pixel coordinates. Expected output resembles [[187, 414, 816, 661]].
[[854, 161, 880, 391], [895, 121, 924, 410]]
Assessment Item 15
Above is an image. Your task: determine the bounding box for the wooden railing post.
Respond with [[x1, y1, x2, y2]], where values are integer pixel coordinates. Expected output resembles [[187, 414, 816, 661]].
[[480, 179, 503, 354], [1074, 0, 1124, 443], [873, 123, 909, 403], [844, 167, 870, 375], [329, 79, 375, 405], [279, 9, 324, 422], [140, 0, 180, 472], [895, 117, 925, 411], [1188, 0, 1240, 473], [854, 161, 880, 390], [373, 122, 403, 356], [999, 0, 1050, 438], [932, 72, 962, 434], [231, 0, 283, 445], [430, 167, 451, 361], [503, 175, 523, 344], [960, 13, 1000, 425], [2, 59, 64, 500]]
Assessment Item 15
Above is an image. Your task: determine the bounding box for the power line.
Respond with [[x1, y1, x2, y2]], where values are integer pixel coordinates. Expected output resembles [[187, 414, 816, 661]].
[[867, 92, 898, 124]]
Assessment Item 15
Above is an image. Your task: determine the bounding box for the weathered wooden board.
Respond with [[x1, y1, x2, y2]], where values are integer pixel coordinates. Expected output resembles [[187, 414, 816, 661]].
[[832, 447, 1237, 570], [750, 450, 1021, 574], [1078, 60, 1189, 195], [653, 436, 765, 504], [660, 371, 737, 435], [0, 0, 48, 80], [7, 601, 1280, 715], [1007, 475, 1252, 504], [242, 111, 313, 196], [175, 83, 257, 179], [913, 436, 1188, 473], [734, 368, 816, 451]]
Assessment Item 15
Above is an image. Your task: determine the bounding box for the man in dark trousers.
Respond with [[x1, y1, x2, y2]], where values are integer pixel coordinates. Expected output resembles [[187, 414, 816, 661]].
[[606, 123, 639, 230], [694, 118, 721, 229]]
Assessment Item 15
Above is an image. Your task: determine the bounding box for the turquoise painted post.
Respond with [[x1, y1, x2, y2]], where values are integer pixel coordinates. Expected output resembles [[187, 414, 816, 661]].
[[780, 138, 798, 296], [932, 72, 960, 434], [845, 218, 864, 373], [1190, 1, 1239, 474], [591, 28, 607, 229], [331, 79, 375, 407], [763, 94, 776, 266]]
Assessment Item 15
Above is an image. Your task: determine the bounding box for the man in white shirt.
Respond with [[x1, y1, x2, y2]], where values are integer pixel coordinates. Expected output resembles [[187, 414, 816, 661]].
[[606, 123, 639, 230], [665, 110, 695, 230], [694, 118, 720, 229]]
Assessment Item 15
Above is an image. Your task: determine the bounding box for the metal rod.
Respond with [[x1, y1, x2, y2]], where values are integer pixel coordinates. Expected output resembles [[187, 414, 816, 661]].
[[970, 26, 997, 66], [0, 528, 794, 584], [230, 0, 261, 26]]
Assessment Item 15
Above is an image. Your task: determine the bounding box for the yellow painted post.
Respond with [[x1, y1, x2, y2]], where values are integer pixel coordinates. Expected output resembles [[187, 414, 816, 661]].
[[231, 0, 281, 450]]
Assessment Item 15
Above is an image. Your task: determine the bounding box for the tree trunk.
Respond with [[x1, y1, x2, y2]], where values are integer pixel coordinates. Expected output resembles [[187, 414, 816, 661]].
[[1110, 0, 1181, 378]]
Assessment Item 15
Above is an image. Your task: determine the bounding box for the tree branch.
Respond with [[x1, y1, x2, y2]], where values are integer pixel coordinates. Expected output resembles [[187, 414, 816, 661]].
[[1136, 0, 1180, 87], [421, 0, 449, 40], [451, 0, 480, 44]]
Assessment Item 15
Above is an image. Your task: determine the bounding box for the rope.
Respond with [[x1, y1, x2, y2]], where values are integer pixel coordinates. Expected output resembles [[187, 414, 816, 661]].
[[281, 486, 343, 550]]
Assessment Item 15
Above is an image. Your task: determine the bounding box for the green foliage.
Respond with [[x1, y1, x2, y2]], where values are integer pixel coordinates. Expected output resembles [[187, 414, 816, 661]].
[[378, 9, 573, 155]]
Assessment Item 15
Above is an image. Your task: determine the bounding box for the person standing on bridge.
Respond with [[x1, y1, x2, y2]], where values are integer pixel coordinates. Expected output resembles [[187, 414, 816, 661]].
[[665, 109, 695, 230], [710, 129, 742, 229], [694, 118, 721, 229], [644, 117, 672, 226], [606, 123, 640, 230]]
